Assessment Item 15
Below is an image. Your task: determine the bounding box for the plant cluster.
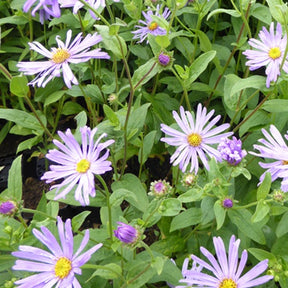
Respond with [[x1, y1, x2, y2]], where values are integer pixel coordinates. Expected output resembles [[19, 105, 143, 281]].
[[1, 0, 288, 287]]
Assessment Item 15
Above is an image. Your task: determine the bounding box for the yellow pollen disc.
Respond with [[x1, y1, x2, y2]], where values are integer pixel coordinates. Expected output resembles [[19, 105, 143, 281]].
[[187, 133, 202, 147], [282, 160, 288, 165], [148, 22, 158, 31], [268, 47, 281, 60], [219, 278, 237, 288], [76, 159, 90, 173], [52, 48, 71, 64], [54, 257, 72, 279]]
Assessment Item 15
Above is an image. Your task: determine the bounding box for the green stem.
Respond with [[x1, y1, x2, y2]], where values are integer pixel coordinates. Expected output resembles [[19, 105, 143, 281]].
[[120, 264, 151, 288], [21, 208, 57, 221], [140, 241, 155, 261], [205, 1, 252, 107], [96, 175, 113, 240], [24, 96, 53, 139]]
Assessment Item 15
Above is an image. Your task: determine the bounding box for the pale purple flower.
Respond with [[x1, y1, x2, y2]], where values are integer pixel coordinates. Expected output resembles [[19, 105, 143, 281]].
[[168, 258, 202, 288], [0, 200, 17, 215], [114, 222, 138, 244], [161, 104, 233, 174], [218, 136, 247, 165], [23, 0, 61, 24], [17, 29, 110, 88], [250, 125, 288, 192], [132, 5, 171, 43], [243, 22, 288, 88], [12, 216, 102, 288], [59, 0, 119, 19], [41, 126, 114, 206], [180, 235, 273, 287]]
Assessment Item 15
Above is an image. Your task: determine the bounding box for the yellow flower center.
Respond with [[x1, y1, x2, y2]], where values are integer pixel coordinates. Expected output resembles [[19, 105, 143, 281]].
[[148, 21, 158, 31], [54, 257, 72, 279], [268, 47, 281, 60], [76, 159, 90, 173], [52, 48, 71, 64], [219, 278, 237, 288], [187, 133, 202, 147], [282, 160, 288, 165]]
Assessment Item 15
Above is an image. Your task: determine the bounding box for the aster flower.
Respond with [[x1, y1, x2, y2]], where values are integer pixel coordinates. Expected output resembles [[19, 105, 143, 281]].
[[114, 222, 139, 244], [41, 126, 114, 206], [23, 0, 61, 24], [59, 0, 119, 19], [12, 216, 102, 288], [132, 4, 171, 43], [149, 179, 172, 197], [250, 124, 288, 192], [160, 104, 233, 174], [180, 235, 273, 287], [17, 29, 110, 88], [243, 22, 288, 88], [218, 136, 247, 166], [168, 258, 202, 288]]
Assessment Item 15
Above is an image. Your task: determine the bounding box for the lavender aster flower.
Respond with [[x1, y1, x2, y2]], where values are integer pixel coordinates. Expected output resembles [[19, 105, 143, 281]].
[[132, 5, 171, 43], [59, 0, 119, 19], [114, 222, 138, 244], [12, 216, 102, 288], [243, 22, 288, 88], [218, 136, 247, 166], [23, 0, 61, 24], [0, 200, 17, 215], [41, 126, 114, 206], [180, 235, 273, 287], [17, 29, 110, 88], [250, 125, 288, 192], [161, 104, 233, 174]]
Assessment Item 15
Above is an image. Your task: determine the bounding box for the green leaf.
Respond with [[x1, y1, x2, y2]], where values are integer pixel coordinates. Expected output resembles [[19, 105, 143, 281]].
[[44, 91, 66, 107], [266, 0, 288, 24], [207, 8, 241, 20], [158, 198, 182, 217], [10, 75, 29, 97], [251, 200, 270, 223], [214, 200, 226, 230], [262, 99, 288, 113], [111, 174, 149, 212], [0, 109, 43, 133], [178, 188, 203, 203], [228, 209, 266, 244], [170, 208, 202, 232], [62, 101, 84, 116], [7, 155, 22, 201], [72, 211, 91, 232], [257, 172, 271, 201], [276, 211, 288, 238], [103, 104, 120, 126], [132, 58, 161, 89], [248, 248, 277, 264], [138, 130, 157, 164], [109, 188, 137, 207], [91, 263, 122, 279], [142, 199, 162, 227], [95, 25, 127, 58], [0, 16, 28, 25], [151, 256, 165, 275], [185, 50, 216, 89]]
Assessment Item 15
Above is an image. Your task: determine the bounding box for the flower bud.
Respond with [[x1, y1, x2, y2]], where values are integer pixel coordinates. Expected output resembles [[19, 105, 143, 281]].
[[182, 172, 197, 187], [114, 222, 139, 244], [158, 53, 171, 66], [0, 200, 17, 216], [149, 180, 172, 197], [222, 198, 233, 209]]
